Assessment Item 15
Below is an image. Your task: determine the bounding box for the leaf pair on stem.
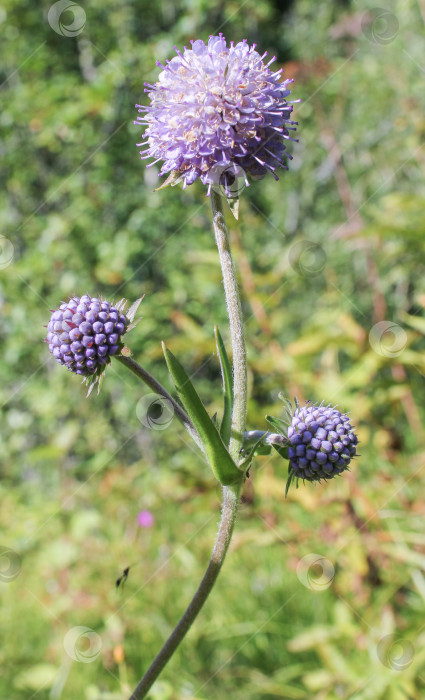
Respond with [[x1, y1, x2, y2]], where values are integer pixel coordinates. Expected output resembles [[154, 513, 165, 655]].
[[162, 327, 251, 487]]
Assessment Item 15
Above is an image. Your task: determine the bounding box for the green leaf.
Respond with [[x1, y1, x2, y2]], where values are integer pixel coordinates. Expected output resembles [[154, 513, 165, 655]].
[[154, 170, 185, 191], [253, 443, 272, 456], [273, 444, 289, 461], [285, 465, 295, 498], [162, 344, 242, 486], [266, 415, 287, 434], [226, 195, 240, 220], [214, 326, 234, 447]]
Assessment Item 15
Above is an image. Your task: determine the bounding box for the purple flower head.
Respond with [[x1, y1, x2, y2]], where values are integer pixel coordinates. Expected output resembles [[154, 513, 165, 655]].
[[135, 34, 298, 196], [46, 295, 128, 377], [286, 402, 358, 483], [137, 510, 155, 528]]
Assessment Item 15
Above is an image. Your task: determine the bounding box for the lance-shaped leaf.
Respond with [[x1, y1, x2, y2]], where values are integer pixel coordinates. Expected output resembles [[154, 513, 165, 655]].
[[266, 415, 287, 435], [162, 343, 242, 486], [252, 442, 272, 456], [214, 326, 233, 447], [285, 465, 296, 498], [272, 443, 289, 461]]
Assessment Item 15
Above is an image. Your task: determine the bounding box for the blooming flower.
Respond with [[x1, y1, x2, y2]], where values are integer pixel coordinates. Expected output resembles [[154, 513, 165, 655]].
[[137, 510, 155, 528], [46, 295, 127, 376], [135, 34, 298, 195], [286, 403, 358, 482]]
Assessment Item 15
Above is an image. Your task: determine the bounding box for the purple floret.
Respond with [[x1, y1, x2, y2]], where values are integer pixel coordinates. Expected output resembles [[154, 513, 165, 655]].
[[135, 34, 298, 195], [286, 403, 358, 482], [46, 295, 128, 376]]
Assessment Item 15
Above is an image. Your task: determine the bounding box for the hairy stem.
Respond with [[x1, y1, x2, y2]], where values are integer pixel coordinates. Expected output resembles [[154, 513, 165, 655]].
[[116, 354, 200, 447], [210, 190, 247, 459], [126, 193, 248, 697], [128, 483, 241, 700]]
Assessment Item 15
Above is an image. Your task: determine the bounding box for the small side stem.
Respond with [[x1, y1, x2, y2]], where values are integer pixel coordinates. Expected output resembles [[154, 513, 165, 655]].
[[128, 483, 241, 700], [243, 430, 287, 446], [210, 190, 247, 458], [115, 354, 200, 447]]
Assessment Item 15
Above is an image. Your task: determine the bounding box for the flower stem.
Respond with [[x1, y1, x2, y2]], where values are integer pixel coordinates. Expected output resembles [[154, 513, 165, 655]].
[[128, 483, 241, 700], [126, 193, 248, 698], [210, 190, 247, 458], [115, 354, 200, 447]]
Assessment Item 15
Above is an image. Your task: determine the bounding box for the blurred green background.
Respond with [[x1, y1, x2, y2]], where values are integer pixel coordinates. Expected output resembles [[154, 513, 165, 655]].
[[1, 0, 425, 698]]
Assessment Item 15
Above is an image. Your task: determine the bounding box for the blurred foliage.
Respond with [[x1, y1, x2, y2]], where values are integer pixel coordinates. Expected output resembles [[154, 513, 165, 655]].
[[1, 0, 425, 698]]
